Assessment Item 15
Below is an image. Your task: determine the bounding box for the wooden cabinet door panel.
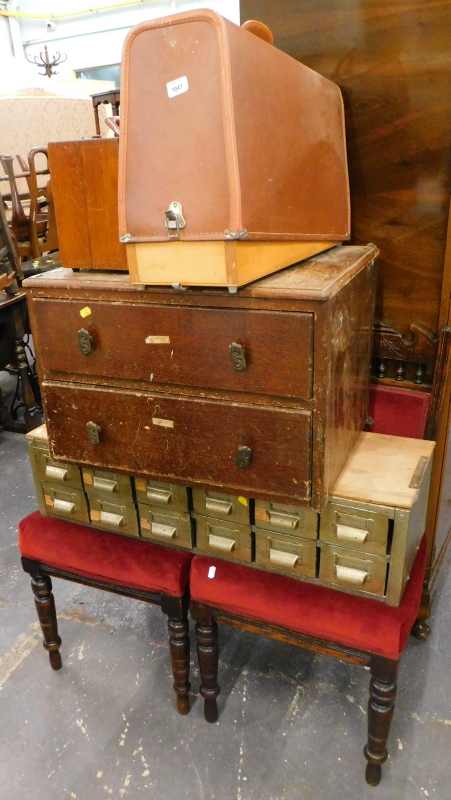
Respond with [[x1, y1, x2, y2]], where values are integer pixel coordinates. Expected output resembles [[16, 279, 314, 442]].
[[45, 383, 312, 502], [33, 300, 313, 400]]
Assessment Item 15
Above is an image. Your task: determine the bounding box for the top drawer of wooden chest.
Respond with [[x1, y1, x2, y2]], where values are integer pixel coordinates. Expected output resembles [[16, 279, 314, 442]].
[[32, 300, 313, 400]]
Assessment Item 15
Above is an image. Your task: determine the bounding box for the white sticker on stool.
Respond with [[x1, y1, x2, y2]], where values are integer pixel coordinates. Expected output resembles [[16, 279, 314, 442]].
[[208, 566, 216, 579]]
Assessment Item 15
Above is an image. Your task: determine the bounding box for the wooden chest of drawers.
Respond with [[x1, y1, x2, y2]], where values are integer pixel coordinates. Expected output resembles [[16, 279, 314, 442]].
[[25, 244, 377, 512]]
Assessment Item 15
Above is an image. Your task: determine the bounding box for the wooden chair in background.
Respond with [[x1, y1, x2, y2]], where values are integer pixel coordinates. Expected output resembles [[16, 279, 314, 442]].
[[0, 149, 58, 260], [0, 199, 43, 432]]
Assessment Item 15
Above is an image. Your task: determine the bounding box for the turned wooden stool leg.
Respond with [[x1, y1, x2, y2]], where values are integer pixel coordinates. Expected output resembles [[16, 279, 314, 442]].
[[412, 582, 432, 639], [168, 616, 191, 715], [31, 574, 62, 670], [195, 619, 220, 722], [364, 656, 398, 786]]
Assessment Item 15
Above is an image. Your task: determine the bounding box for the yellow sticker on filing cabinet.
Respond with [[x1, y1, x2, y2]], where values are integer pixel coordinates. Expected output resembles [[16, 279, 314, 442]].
[[80, 306, 91, 318], [238, 497, 248, 506]]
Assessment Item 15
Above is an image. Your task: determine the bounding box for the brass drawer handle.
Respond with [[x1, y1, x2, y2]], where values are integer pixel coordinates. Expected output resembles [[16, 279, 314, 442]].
[[229, 342, 247, 371], [150, 522, 177, 539], [146, 488, 172, 505], [45, 465, 68, 482], [93, 476, 117, 493], [269, 548, 299, 568], [336, 524, 368, 544], [205, 497, 233, 516], [52, 498, 75, 514], [208, 534, 235, 552], [268, 510, 299, 530], [86, 421, 101, 445], [235, 445, 253, 468], [99, 510, 124, 527], [335, 564, 368, 586], [78, 328, 94, 355]]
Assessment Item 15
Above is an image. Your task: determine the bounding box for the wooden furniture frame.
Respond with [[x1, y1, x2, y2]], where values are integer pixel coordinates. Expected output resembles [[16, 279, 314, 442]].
[[190, 599, 421, 787], [21, 555, 191, 715], [0, 199, 42, 432], [91, 89, 120, 136]]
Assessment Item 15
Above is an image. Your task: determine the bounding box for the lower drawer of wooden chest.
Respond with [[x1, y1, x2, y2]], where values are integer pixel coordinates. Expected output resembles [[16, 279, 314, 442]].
[[44, 383, 311, 503]]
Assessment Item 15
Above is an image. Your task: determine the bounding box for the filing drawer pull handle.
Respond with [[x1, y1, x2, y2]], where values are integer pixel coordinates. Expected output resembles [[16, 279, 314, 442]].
[[335, 565, 368, 585], [52, 498, 75, 514], [93, 476, 117, 493], [235, 446, 253, 468], [208, 534, 235, 553], [78, 328, 94, 355], [268, 510, 299, 530], [205, 498, 233, 516], [269, 549, 299, 568], [45, 465, 68, 482], [229, 342, 247, 372], [100, 510, 124, 527], [150, 522, 177, 539], [336, 524, 368, 544], [146, 488, 172, 505], [86, 421, 101, 445]]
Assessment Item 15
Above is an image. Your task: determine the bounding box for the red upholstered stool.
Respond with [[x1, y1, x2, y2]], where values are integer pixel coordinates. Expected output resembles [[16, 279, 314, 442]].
[[190, 538, 427, 786], [19, 511, 193, 714]]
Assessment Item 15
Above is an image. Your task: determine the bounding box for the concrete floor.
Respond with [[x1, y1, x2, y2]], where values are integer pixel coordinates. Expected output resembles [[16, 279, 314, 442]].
[[1, 430, 451, 800]]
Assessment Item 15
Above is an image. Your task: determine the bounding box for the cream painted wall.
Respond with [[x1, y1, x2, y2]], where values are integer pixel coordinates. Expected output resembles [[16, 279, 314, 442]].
[[16, 0, 240, 78]]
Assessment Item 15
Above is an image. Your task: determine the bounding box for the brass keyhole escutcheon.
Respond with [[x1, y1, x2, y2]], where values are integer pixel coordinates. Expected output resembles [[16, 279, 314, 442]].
[[78, 328, 94, 355], [235, 445, 253, 468], [229, 342, 247, 371], [86, 421, 101, 445]]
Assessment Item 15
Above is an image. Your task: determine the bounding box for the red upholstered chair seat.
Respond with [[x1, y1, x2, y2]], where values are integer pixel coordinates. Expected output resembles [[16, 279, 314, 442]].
[[19, 511, 193, 597], [190, 537, 426, 660]]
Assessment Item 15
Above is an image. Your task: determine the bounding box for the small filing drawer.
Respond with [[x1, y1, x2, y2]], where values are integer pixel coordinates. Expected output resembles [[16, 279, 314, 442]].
[[195, 516, 252, 563], [320, 503, 389, 556], [88, 496, 139, 537], [254, 501, 318, 540], [254, 529, 317, 578], [41, 482, 90, 524], [82, 468, 133, 502], [135, 478, 189, 513], [192, 489, 251, 525], [139, 505, 193, 549], [28, 439, 83, 490], [319, 543, 388, 597]]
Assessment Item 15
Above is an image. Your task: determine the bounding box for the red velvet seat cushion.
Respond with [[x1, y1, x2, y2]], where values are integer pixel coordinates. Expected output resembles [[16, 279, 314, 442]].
[[190, 537, 426, 660], [19, 511, 193, 598], [366, 385, 430, 439]]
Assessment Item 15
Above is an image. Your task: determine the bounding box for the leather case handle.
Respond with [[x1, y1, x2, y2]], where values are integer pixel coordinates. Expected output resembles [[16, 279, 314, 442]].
[[241, 20, 274, 45]]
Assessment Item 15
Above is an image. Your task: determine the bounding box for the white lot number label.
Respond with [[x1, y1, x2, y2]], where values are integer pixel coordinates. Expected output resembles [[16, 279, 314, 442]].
[[166, 75, 189, 98]]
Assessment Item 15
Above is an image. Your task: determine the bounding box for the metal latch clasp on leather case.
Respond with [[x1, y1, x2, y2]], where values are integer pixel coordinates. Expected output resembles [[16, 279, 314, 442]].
[[165, 202, 186, 239]]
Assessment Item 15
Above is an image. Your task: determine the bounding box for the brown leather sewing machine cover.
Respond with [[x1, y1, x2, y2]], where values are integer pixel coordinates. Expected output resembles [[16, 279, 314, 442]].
[[118, 9, 350, 244]]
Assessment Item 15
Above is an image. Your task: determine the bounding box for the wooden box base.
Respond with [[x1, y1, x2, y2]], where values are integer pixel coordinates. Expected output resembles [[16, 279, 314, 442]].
[[126, 240, 335, 288]]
